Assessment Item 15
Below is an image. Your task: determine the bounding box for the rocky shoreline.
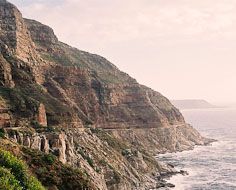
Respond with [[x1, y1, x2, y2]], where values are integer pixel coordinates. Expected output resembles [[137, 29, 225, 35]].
[[155, 140, 216, 189], [157, 170, 188, 189]]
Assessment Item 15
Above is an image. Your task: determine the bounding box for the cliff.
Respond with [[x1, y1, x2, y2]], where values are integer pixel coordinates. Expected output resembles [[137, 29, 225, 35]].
[[0, 1, 211, 189]]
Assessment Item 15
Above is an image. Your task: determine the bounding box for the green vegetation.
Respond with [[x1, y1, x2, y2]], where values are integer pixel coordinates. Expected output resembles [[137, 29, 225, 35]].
[[32, 123, 58, 133], [0, 84, 73, 126], [105, 165, 121, 186], [98, 159, 107, 167], [0, 87, 39, 118], [40, 52, 74, 66], [98, 158, 122, 186], [22, 148, 93, 190], [20, 84, 72, 125], [42, 154, 56, 165], [92, 129, 128, 152], [46, 126, 56, 132], [0, 167, 22, 190], [40, 43, 131, 84], [121, 149, 133, 158], [0, 149, 45, 190], [86, 157, 94, 168], [112, 170, 121, 185], [0, 129, 5, 138], [78, 149, 94, 168], [31, 120, 44, 128]]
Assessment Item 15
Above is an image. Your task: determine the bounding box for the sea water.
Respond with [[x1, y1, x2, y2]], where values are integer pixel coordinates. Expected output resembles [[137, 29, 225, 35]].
[[158, 108, 236, 190]]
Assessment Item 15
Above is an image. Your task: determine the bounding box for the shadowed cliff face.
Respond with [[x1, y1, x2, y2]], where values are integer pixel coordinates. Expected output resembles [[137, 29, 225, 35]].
[[22, 18, 185, 128], [0, 1, 210, 190]]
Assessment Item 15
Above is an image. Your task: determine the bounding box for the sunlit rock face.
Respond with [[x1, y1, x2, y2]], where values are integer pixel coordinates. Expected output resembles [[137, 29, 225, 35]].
[[37, 103, 47, 127], [0, 0, 38, 63]]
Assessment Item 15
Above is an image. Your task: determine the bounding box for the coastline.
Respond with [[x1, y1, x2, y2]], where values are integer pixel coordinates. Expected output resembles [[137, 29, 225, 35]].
[[156, 139, 217, 189]]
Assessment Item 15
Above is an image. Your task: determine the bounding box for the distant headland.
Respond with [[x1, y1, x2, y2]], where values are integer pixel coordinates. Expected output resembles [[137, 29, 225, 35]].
[[171, 99, 218, 110]]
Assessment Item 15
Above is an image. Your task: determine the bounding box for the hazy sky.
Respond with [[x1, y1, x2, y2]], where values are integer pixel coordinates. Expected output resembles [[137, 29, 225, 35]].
[[9, 0, 236, 103]]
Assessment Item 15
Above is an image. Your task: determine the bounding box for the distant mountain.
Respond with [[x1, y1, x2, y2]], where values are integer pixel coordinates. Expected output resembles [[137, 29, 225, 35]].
[[171, 99, 216, 110]]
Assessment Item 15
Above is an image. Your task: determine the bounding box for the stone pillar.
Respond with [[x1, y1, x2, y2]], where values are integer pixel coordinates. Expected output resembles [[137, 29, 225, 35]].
[[37, 103, 47, 127]]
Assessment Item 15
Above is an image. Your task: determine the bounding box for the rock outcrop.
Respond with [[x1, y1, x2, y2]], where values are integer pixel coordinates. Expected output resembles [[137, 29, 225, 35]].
[[0, 108, 10, 127], [0, 0, 37, 63], [0, 54, 15, 87], [37, 103, 47, 127], [6, 129, 70, 164], [0, 96, 10, 127], [0, 1, 211, 190]]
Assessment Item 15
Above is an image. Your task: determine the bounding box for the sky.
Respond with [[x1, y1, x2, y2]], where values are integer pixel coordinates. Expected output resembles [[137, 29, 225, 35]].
[[9, 0, 236, 104]]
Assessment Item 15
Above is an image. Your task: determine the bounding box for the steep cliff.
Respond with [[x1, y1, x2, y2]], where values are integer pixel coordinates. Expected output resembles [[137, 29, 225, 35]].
[[22, 18, 185, 129], [0, 1, 211, 189]]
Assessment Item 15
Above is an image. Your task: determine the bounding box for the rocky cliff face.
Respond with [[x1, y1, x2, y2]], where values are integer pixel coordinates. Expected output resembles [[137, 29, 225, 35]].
[[0, 1, 210, 189], [0, 0, 39, 63], [23, 18, 185, 129]]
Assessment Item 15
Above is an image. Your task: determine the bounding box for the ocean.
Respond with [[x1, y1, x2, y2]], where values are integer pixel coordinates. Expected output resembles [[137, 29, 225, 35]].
[[158, 108, 236, 190]]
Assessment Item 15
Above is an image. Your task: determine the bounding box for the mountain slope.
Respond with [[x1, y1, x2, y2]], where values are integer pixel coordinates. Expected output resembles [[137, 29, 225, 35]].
[[23, 18, 185, 128], [0, 1, 211, 189]]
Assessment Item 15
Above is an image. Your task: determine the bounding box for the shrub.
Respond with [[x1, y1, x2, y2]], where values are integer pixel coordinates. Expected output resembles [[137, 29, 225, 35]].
[[42, 154, 56, 165], [121, 149, 133, 158], [95, 129, 128, 151], [86, 157, 94, 168], [46, 126, 55, 132], [31, 120, 43, 128], [22, 147, 93, 189], [26, 176, 46, 190], [113, 170, 121, 184], [0, 149, 45, 190], [0, 129, 5, 138], [0, 167, 22, 190], [106, 166, 121, 186], [78, 149, 94, 168]]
